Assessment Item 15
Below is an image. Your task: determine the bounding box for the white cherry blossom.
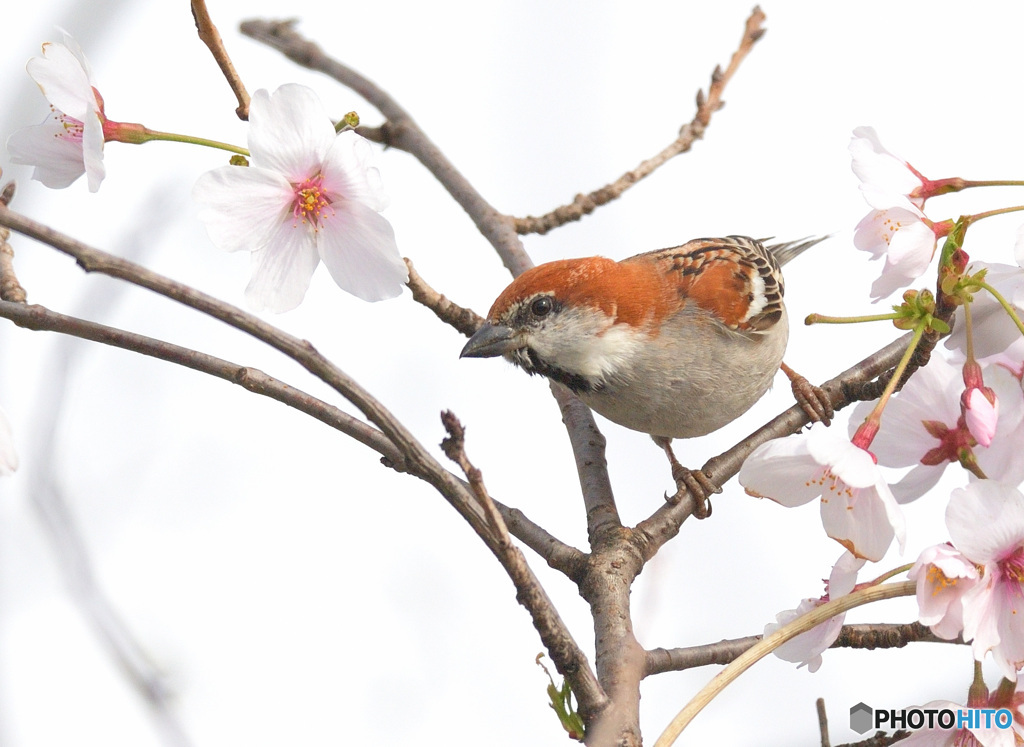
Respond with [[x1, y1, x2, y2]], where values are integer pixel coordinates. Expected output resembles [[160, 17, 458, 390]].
[[194, 84, 408, 312]]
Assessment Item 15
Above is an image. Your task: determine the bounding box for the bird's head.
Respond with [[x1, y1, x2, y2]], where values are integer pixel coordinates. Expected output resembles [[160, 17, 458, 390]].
[[460, 256, 674, 393]]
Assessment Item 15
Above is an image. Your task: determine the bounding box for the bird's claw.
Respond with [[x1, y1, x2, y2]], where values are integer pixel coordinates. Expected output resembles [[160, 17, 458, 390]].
[[790, 375, 833, 426], [665, 467, 721, 519]]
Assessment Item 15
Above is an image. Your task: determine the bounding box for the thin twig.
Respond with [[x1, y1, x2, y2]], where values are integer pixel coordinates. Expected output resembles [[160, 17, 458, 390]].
[[405, 258, 484, 336], [441, 411, 507, 539], [643, 620, 957, 677], [191, 0, 250, 119], [0, 299, 405, 468], [513, 6, 767, 235], [817, 698, 831, 747], [439, 411, 608, 721]]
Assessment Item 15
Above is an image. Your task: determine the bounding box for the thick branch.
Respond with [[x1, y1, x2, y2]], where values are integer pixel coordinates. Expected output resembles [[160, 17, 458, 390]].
[[514, 6, 767, 235]]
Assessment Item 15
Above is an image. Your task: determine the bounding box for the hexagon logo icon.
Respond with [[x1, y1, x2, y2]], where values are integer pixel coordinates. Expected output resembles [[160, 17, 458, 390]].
[[850, 702, 873, 734]]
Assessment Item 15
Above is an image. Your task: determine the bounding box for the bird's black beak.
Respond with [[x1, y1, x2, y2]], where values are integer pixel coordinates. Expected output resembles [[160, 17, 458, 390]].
[[460, 323, 521, 358]]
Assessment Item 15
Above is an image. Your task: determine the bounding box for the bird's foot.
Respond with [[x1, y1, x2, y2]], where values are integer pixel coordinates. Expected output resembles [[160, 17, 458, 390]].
[[665, 467, 721, 519], [781, 362, 833, 426]]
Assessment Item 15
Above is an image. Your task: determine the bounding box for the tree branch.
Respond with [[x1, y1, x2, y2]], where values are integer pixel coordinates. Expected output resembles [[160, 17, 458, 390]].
[[0, 299, 406, 468], [644, 621, 959, 677], [191, 0, 250, 119], [513, 6, 767, 235], [0, 182, 27, 303], [404, 257, 484, 337]]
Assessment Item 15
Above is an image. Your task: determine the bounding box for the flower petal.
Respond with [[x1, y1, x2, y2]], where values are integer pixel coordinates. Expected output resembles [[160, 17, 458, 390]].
[[26, 40, 96, 120], [6, 113, 88, 188], [965, 388, 999, 447], [81, 107, 105, 192], [321, 131, 390, 212], [947, 482, 1024, 565], [890, 464, 945, 504], [806, 428, 877, 489], [247, 85, 336, 181], [244, 218, 322, 313], [820, 479, 904, 561], [738, 435, 825, 507], [828, 551, 866, 597], [193, 165, 293, 253], [765, 598, 845, 672], [316, 199, 408, 302]]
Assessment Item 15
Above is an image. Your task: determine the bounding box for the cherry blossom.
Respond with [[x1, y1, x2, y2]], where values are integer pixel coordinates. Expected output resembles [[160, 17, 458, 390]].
[[739, 425, 906, 561], [0, 405, 16, 476], [766, 552, 864, 671], [6, 32, 108, 191], [947, 481, 1024, 680], [853, 355, 1024, 501], [849, 127, 955, 301], [855, 205, 946, 300], [849, 126, 928, 210], [193, 84, 408, 312], [908, 543, 979, 640]]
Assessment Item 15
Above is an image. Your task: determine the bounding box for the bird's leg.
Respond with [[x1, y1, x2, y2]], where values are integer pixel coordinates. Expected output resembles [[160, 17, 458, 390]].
[[652, 436, 720, 519], [781, 362, 833, 426]]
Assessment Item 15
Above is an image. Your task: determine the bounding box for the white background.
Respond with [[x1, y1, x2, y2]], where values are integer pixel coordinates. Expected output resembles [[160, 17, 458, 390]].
[[1, 1, 1022, 745]]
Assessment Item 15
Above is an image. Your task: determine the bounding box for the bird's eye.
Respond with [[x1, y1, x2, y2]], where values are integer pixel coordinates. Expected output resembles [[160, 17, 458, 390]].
[[530, 296, 554, 318]]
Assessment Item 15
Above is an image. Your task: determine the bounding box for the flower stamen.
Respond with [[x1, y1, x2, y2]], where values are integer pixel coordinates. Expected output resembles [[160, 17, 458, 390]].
[[292, 173, 333, 228]]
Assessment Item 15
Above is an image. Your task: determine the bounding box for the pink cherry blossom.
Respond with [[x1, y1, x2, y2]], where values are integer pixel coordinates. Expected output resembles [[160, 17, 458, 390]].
[[908, 543, 979, 640], [193, 84, 408, 312], [947, 481, 1024, 680], [852, 355, 1024, 501], [6, 32, 107, 191], [739, 426, 906, 561], [965, 387, 999, 447]]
